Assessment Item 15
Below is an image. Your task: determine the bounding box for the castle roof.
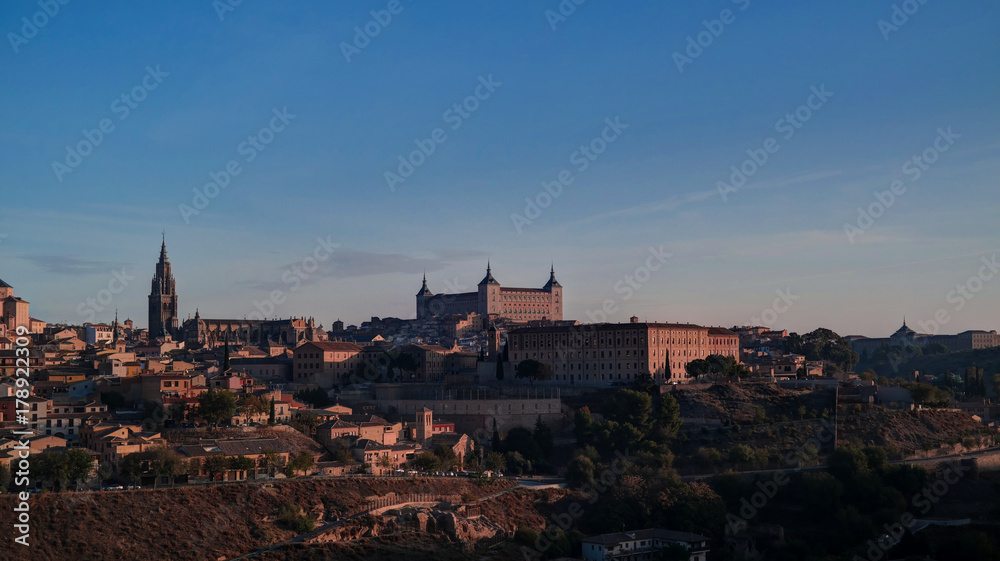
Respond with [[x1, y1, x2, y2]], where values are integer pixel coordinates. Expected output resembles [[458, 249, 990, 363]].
[[478, 263, 499, 286], [417, 273, 433, 297], [543, 265, 561, 290], [0, 278, 12, 288]]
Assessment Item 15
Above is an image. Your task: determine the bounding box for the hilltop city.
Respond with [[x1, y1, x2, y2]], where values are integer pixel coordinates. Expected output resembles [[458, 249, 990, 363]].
[[2, 238, 1000, 560]]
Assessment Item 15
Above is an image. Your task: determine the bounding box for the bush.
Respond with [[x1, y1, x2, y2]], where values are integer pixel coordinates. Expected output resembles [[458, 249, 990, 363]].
[[515, 527, 539, 546], [276, 502, 315, 533]]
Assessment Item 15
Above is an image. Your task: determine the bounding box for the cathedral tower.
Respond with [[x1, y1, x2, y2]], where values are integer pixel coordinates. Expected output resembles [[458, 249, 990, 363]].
[[148, 234, 179, 340]]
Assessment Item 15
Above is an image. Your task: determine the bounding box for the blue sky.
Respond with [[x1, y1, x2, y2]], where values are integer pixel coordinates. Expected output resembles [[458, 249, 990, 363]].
[[1, 0, 998, 337]]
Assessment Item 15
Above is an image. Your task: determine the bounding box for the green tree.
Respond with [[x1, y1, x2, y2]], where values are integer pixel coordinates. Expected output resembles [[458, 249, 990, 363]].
[[237, 394, 270, 422], [63, 448, 95, 490], [729, 444, 753, 472], [495, 347, 505, 381], [198, 389, 237, 426], [503, 451, 530, 476], [603, 389, 653, 434], [827, 445, 870, 482], [187, 458, 202, 478], [0, 463, 10, 490], [203, 455, 229, 481], [289, 451, 314, 476], [228, 455, 255, 478], [695, 447, 723, 469], [658, 544, 692, 561], [574, 407, 594, 446], [151, 447, 186, 487], [654, 393, 682, 435], [293, 388, 330, 408], [533, 416, 554, 459], [514, 359, 553, 384], [685, 358, 712, 379], [565, 455, 595, 487], [504, 427, 542, 462], [294, 413, 320, 436], [411, 452, 442, 472], [262, 447, 282, 475], [785, 328, 859, 371], [377, 455, 393, 472], [118, 453, 145, 486], [33, 452, 70, 490], [268, 399, 276, 426], [96, 463, 112, 489], [632, 372, 658, 396], [433, 444, 458, 470], [482, 451, 505, 473], [925, 342, 949, 355]]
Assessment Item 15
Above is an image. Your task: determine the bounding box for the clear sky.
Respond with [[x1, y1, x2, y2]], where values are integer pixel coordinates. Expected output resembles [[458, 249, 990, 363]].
[[2, 0, 998, 337]]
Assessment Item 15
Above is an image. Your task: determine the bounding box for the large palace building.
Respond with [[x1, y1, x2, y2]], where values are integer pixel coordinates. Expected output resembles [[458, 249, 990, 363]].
[[417, 264, 563, 322], [507, 319, 740, 386]]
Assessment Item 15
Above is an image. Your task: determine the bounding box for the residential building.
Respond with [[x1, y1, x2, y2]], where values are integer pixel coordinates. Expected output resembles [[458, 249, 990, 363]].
[[581, 528, 710, 561], [292, 341, 364, 386], [0, 278, 30, 331], [80, 422, 168, 469]]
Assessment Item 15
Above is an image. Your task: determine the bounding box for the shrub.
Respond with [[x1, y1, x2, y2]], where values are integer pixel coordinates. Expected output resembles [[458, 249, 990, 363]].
[[515, 527, 540, 546]]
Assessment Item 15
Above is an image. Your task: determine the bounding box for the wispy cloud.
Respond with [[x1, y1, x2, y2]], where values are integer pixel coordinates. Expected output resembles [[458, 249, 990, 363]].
[[236, 248, 488, 291], [560, 169, 845, 230], [22, 254, 128, 275]]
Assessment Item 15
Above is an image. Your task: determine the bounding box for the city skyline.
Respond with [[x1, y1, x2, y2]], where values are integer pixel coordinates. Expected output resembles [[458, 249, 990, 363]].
[[2, 1, 999, 337]]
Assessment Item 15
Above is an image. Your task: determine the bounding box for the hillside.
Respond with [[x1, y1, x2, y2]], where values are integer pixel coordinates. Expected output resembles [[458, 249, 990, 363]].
[[0, 477, 547, 561], [673, 382, 834, 423], [837, 406, 999, 456]]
